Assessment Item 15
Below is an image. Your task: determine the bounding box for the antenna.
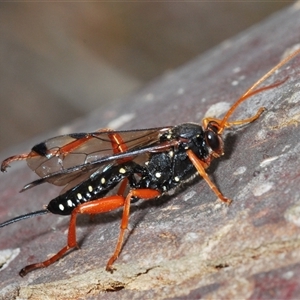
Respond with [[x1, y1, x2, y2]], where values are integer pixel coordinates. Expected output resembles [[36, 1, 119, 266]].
[[218, 47, 300, 132], [0, 209, 49, 228]]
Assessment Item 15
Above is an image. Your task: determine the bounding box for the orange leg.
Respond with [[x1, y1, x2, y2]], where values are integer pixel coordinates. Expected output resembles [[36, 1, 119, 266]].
[[56, 128, 124, 158], [117, 178, 129, 196], [186, 149, 232, 204], [54, 129, 128, 158], [106, 188, 160, 272], [19, 188, 160, 277], [107, 131, 128, 154], [1, 153, 30, 171]]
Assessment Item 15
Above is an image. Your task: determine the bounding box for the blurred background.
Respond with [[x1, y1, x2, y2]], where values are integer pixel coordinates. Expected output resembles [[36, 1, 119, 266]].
[[0, 2, 292, 151]]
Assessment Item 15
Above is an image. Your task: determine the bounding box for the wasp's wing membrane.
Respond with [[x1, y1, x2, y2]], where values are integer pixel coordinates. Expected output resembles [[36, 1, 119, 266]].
[[23, 127, 174, 190]]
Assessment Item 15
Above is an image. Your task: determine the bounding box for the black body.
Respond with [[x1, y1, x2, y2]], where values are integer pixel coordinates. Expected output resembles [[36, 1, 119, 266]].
[[47, 123, 214, 215]]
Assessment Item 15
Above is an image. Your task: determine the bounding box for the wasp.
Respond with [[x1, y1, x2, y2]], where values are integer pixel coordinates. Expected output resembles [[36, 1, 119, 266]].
[[1, 48, 299, 277]]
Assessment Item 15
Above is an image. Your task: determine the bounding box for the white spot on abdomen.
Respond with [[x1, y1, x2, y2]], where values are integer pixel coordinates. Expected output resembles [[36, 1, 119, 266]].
[[119, 168, 126, 174], [67, 200, 74, 207]]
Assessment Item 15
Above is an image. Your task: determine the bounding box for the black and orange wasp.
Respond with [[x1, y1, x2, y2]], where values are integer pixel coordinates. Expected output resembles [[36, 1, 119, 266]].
[[1, 48, 300, 277]]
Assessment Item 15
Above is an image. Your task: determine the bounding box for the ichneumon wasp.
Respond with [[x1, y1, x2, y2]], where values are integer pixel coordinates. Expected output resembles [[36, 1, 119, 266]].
[[1, 48, 300, 277]]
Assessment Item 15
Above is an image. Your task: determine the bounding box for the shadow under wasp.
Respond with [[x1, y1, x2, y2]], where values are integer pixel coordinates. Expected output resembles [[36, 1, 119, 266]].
[[1, 48, 299, 277]]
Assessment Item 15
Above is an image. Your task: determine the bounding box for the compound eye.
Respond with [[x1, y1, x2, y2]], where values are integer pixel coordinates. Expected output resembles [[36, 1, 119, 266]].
[[205, 130, 221, 152], [208, 123, 219, 134]]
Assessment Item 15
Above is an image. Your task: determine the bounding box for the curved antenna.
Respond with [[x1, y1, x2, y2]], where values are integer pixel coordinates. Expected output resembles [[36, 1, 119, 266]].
[[0, 209, 49, 228], [218, 47, 300, 132]]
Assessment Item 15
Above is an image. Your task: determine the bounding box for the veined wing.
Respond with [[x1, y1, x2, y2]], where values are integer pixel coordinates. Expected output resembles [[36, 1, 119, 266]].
[[20, 127, 176, 189]]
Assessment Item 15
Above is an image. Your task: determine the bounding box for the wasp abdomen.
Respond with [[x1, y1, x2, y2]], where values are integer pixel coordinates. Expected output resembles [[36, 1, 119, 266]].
[[47, 164, 133, 215]]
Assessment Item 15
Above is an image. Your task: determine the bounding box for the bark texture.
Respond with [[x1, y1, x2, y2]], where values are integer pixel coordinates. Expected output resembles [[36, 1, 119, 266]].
[[1, 3, 300, 299]]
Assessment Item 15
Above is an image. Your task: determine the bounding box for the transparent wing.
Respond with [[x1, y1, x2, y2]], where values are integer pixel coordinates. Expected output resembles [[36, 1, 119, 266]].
[[21, 127, 174, 189]]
